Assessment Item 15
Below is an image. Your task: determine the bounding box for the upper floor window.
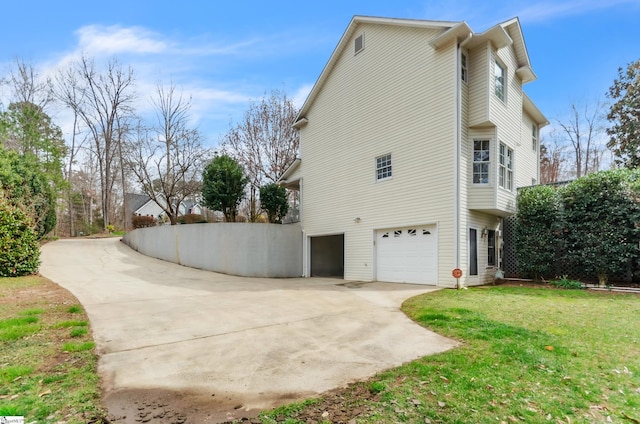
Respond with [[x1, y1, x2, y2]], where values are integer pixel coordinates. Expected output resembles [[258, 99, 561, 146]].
[[461, 52, 468, 83], [473, 140, 490, 184], [494, 61, 505, 101], [376, 154, 392, 181], [355, 33, 364, 55], [532, 124, 538, 151], [499, 142, 513, 190]]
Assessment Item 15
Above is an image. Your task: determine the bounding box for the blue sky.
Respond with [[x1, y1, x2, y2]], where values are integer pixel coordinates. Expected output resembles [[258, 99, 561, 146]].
[[0, 0, 638, 146]]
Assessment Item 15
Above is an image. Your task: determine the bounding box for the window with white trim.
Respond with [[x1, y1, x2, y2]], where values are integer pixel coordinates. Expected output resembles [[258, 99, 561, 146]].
[[473, 140, 490, 184], [532, 124, 538, 151], [461, 52, 468, 83], [494, 60, 505, 101], [499, 142, 513, 190], [376, 154, 392, 180], [487, 229, 496, 266]]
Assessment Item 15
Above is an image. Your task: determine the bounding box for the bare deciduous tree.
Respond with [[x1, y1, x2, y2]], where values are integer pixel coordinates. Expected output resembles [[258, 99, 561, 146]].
[[4, 58, 54, 109], [57, 55, 135, 230], [556, 100, 606, 178], [539, 136, 567, 184], [221, 90, 299, 221], [52, 65, 88, 236], [126, 82, 209, 225]]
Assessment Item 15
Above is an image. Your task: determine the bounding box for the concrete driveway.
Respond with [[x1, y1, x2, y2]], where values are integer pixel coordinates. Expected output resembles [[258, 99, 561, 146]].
[[40, 238, 456, 419]]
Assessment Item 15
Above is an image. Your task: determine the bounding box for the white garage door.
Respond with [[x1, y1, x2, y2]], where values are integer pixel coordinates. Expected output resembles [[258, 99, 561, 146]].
[[376, 225, 437, 284]]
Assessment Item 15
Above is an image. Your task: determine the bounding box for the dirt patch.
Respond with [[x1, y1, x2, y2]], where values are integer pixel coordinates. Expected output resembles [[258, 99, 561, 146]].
[[101, 383, 384, 424], [104, 389, 263, 423], [262, 382, 382, 424]]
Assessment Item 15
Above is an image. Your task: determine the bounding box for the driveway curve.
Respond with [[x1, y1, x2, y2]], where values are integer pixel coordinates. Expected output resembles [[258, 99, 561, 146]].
[[40, 238, 457, 421]]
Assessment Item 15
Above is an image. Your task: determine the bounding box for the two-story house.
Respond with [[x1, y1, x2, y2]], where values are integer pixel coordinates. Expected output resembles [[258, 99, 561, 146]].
[[279, 16, 548, 288]]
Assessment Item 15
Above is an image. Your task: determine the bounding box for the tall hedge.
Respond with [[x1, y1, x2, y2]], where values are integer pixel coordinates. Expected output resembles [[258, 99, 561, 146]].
[[515, 185, 560, 279], [515, 169, 640, 285], [0, 192, 40, 276], [560, 169, 640, 285]]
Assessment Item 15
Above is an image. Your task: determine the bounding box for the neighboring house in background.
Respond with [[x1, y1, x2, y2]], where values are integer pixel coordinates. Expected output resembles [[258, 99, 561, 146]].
[[124, 193, 166, 229], [279, 15, 548, 288], [124, 193, 208, 229], [182, 199, 203, 216]]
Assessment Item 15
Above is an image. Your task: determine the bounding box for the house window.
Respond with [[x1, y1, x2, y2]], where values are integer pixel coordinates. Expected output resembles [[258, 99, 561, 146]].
[[487, 230, 496, 266], [469, 229, 478, 276], [494, 60, 505, 101], [499, 143, 513, 190], [532, 124, 538, 151], [355, 33, 364, 54], [376, 154, 392, 180], [461, 52, 468, 83], [473, 140, 490, 184]]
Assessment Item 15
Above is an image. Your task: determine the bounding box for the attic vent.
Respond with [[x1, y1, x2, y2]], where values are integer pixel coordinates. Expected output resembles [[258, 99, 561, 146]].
[[354, 33, 364, 54]]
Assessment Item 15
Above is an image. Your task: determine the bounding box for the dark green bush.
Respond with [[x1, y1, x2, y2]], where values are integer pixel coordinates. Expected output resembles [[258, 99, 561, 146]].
[[515, 169, 640, 285], [0, 148, 56, 238], [0, 192, 40, 276], [515, 185, 560, 279], [560, 169, 640, 286], [259, 183, 289, 224]]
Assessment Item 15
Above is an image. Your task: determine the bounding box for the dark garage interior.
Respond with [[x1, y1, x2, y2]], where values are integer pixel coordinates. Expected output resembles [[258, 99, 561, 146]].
[[310, 234, 344, 278]]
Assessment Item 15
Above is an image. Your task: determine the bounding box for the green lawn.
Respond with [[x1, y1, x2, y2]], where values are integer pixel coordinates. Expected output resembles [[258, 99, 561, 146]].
[[261, 287, 640, 423], [0, 275, 105, 423]]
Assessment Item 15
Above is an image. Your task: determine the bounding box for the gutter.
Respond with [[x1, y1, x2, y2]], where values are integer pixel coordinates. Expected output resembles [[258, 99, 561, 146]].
[[454, 32, 473, 289]]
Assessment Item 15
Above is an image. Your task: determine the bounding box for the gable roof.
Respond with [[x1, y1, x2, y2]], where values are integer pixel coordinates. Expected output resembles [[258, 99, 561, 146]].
[[294, 16, 460, 127], [125, 193, 153, 213], [294, 15, 538, 126]]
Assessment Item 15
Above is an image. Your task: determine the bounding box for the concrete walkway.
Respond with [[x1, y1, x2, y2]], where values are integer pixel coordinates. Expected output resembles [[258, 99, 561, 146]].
[[40, 238, 457, 415]]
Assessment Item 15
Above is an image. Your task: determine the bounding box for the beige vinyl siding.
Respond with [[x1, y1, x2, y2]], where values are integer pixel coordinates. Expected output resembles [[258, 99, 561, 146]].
[[518, 111, 540, 187], [299, 23, 457, 285], [468, 42, 490, 127], [458, 51, 471, 279], [466, 211, 502, 286], [491, 45, 521, 211], [467, 127, 496, 209]]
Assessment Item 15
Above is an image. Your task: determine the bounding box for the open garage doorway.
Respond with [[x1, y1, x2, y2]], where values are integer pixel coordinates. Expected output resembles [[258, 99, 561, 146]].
[[310, 234, 344, 278]]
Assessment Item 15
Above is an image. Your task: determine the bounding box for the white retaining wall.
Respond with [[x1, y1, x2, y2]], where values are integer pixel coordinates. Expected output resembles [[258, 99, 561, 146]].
[[122, 223, 303, 278]]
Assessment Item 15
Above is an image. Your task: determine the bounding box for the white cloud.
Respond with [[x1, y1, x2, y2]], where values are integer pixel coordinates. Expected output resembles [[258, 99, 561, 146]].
[[291, 84, 313, 109], [75, 25, 169, 55]]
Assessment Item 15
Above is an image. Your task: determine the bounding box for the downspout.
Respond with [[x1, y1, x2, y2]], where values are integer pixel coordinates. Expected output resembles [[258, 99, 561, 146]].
[[455, 32, 473, 289]]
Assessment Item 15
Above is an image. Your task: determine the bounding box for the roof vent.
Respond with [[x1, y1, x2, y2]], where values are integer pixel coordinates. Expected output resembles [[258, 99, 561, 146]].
[[354, 33, 364, 54]]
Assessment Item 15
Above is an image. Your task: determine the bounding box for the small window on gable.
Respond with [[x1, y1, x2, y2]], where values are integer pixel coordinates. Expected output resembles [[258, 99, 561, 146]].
[[355, 33, 364, 55], [461, 52, 468, 83], [494, 60, 506, 101], [376, 154, 392, 181]]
